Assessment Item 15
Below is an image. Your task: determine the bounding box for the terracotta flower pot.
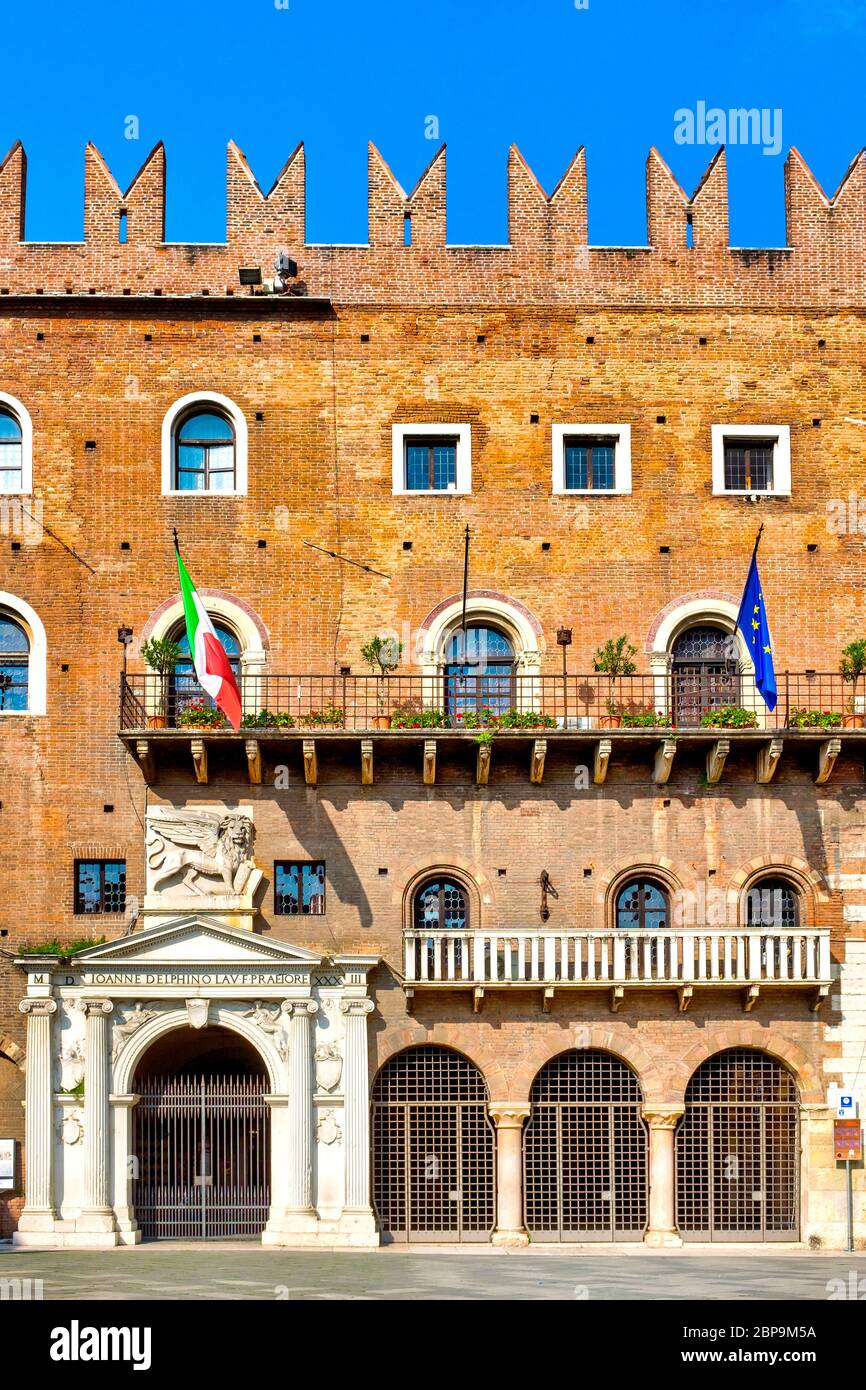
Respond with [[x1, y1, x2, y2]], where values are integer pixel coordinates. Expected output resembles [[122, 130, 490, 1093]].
[[374, 715, 392, 730], [148, 714, 167, 729], [599, 714, 622, 729], [843, 713, 864, 728]]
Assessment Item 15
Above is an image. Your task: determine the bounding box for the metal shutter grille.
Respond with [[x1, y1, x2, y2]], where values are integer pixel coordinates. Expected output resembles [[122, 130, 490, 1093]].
[[372, 1046, 495, 1243], [676, 1048, 799, 1242], [524, 1050, 647, 1242]]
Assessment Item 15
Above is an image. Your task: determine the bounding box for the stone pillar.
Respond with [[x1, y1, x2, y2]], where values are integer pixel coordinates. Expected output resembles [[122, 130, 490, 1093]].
[[110, 1094, 140, 1244], [489, 1102, 531, 1246], [339, 998, 376, 1237], [643, 1105, 684, 1247], [77, 999, 117, 1239], [283, 1000, 318, 1225], [14, 998, 57, 1242]]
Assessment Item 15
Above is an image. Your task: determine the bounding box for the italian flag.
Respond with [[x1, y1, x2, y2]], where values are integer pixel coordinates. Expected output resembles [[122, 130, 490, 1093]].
[[175, 543, 243, 730]]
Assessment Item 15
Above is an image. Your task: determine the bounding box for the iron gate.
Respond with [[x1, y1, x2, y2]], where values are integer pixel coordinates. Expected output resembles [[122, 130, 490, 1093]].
[[676, 1049, 800, 1242], [371, 1046, 496, 1243], [524, 1050, 648, 1242], [133, 1073, 271, 1240]]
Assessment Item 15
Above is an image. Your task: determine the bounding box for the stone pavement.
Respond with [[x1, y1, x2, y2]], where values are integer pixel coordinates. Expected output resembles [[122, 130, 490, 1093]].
[[1, 1242, 865, 1300]]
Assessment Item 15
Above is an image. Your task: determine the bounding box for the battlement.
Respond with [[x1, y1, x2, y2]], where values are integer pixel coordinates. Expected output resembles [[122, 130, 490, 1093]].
[[0, 140, 864, 306]]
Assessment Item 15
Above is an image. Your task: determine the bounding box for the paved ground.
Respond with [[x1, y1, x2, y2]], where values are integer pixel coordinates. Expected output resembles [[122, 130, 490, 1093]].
[[2, 1242, 865, 1300]]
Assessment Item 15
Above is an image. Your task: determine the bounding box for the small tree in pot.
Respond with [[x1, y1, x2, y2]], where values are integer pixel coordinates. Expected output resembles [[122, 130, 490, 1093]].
[[140, 637, 182, 728], [361, 635, 403, 728], [593, 635, 637, 728], [841, 639, 866, 727]]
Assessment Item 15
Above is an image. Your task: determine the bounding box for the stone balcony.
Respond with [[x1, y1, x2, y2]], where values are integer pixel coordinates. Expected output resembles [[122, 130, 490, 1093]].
[[401, 927, 833, 1013], [118, 673, 865, 787]]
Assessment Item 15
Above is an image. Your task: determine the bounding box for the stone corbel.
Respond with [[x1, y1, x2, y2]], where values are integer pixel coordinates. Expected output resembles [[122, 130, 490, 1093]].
[[653, 738, 677, 784], [303, 739, 317, 787], [135, 739, 155, 784], [423, 739, 436, 785], [190, 737, 208, 784], [530, 739, 547, 784], [245, 738, 263, 785], [476, 740, 491, 785], [594, 738, 612, 784], [756, 737, 783, 784], [361, 739, 374, 785], [815, 737, 841, 786], [706, 737, 730, 785]]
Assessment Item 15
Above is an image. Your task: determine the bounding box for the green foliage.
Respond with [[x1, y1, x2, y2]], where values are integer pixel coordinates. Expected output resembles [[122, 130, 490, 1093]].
[[360, 635, 403, 676], [240, 709, 296, 728], [700, 705, 759, 729], [140, 636, 182, 675], [24, 937, 106, 957], [298, 706, 344, 728], [391, 707, 449, 728], [176, 700, 225, 728], [621, 711, 674, 728], [593, 635, 637, 678], [59, 1078, 85, 1098], [787, 708, 843, 729], [840, 641, 866, 700]]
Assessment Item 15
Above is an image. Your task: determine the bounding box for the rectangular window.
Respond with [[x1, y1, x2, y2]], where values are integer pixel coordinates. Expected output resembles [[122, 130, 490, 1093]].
[[723, 440, 774, 492], [74, 860, 126, 915], [563, 437, 616, 491], [404, 438, 457, 491], [0, 442, 22, 492], [274, 861, 326, 916]]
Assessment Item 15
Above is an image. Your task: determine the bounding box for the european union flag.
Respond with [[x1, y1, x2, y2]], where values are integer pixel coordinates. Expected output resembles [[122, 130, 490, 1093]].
[[736, 545, 776, 711]]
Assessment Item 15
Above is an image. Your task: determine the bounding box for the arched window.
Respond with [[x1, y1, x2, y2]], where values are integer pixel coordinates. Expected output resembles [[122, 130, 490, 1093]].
[[172, 619, 241, 716], [174, 408, 236, 492], [0, 614, 29, 710], [445, 624, 514, 718], [671, 623, 739, 726], [413, 879, 469, 932], [745, 877, 800, 930], [0, 408, 23, 492], [615, 878, 669, 931]]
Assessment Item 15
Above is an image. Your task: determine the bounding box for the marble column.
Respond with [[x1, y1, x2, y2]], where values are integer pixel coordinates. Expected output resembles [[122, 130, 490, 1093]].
[[643, 1105, 684, 1247], [489, 1103, 531, 1246], [284, 1000, 318, 1223], [339, 998, 377, 1241], [77, 999, 117, 1238], [14, 998, 57, 1241]]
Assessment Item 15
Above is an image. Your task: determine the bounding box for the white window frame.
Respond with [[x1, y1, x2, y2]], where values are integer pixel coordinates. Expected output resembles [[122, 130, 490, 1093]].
[[0, 392, 33, 495], [392, 423, 471, 496], [552, 424, 632, 495], [161, 391, 248, 497], [0, 592, 47, 716], [711, 424, 791, 497]]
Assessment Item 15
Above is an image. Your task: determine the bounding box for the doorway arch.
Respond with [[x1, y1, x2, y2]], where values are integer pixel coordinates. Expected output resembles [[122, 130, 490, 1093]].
[[131, 1025, 271, 1241]]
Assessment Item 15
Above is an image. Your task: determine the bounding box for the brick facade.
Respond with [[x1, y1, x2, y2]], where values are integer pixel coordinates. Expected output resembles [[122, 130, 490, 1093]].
[[0, 139, 864, 1244]]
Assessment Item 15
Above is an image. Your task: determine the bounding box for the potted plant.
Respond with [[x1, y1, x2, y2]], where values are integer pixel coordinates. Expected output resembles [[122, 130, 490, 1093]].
[[241, 709, 296, 729], [177, 699, 225, 729], [700, 705, 759, 729], [391, 706, 450, 729], [361, 636, 402, 729], [593, 635, 637, 728], [787, 707, 843, 730], [140, 636, 182, 728], [840, 640, 866, 728]]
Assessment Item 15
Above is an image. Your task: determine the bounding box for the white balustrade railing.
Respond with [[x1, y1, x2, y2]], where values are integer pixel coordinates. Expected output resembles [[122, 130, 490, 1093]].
[[403, 929, 831, 987]]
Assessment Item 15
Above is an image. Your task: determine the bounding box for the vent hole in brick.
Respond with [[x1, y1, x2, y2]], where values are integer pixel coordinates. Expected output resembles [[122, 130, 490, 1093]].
[[120, 541, 130, 551], [84, 440, 96, 450], [153, 288, 162, 297], [818, 338, 826, 348], [36, 331, 44, 341], [402, 540, 412, 551], [378, 867, 388, 876], [659, 545, 670, 554], [807, 543, 818, 552], [360, 333, 370, 343], [541, 541, 551, 552], [583, 867, 592, 877], [144, 333, 152, 342], [585, 335, 595, 345], [257, 539, 267, 549], [656, 415, 667, 424], [699, 336, 708, 346], [662, 797, 671, 807], [476, 334, 486, 344], [103, 804, 114, 814], [339, 665, 351, 676], [498, 868, 507, 877], [201, 288, 210, 297], [253, 333, 262, 343], [255, 411, 264, 422], [122, 287, 131, 296], [10, 541, 21, 552], [812, 418, 821, 427], [61, 663, 69, 672], [530, 413, 540, 424]]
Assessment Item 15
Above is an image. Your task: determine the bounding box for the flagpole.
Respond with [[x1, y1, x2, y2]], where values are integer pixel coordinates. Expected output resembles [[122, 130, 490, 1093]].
[[749, 522, 764, 564], [172, 528, 180, 553]]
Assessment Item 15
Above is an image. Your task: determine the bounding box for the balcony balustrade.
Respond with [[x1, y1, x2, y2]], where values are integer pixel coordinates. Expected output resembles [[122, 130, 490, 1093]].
[[120, 671, 862, 733], [402, 927, 832, 1012]]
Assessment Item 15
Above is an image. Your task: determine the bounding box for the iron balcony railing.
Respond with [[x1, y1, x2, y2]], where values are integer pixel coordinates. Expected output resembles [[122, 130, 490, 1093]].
[[403, 928, 832, 988], [120, 671, 864, 733]]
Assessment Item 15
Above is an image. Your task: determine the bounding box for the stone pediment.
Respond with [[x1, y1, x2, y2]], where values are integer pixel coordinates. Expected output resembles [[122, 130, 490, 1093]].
[[72, 915, 325, 970]]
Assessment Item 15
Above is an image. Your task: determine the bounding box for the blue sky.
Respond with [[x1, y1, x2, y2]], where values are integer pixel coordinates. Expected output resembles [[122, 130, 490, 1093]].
[[1, 0, 863, 248]]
